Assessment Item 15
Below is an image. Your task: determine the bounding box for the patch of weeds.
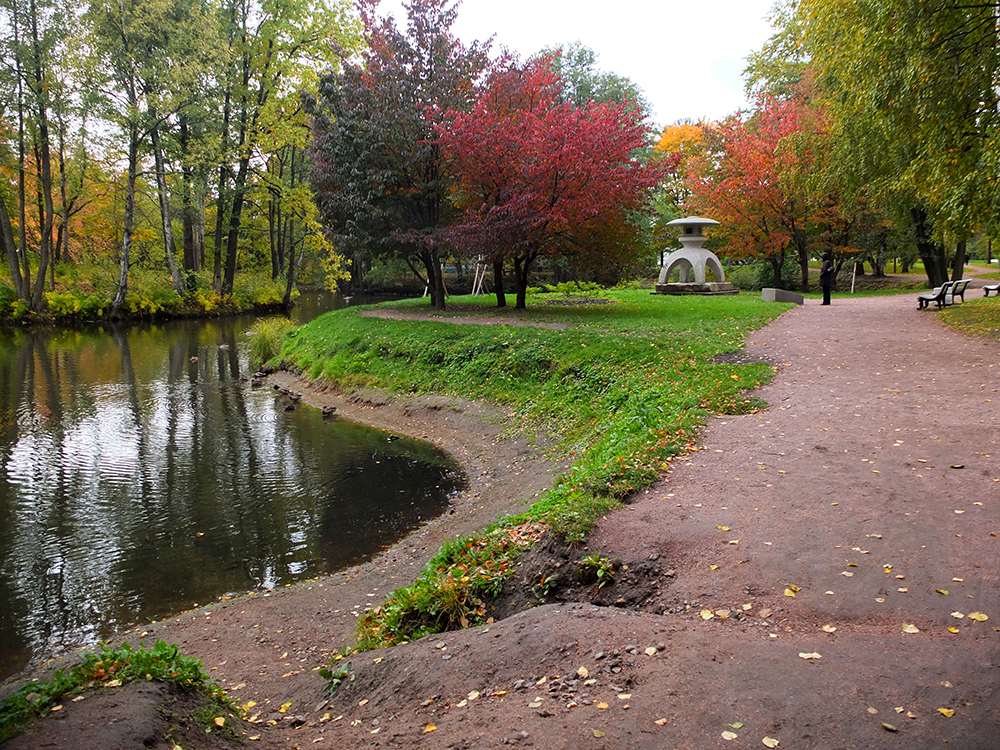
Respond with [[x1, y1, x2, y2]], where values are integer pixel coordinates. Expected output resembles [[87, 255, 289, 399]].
[[0, 640, 228, 743], [191, 697, 244, 740], [533, 572, 559, 600], [579, 553, 617, 590], [318, 659, 353, 696], [354, 524, 544, 649]]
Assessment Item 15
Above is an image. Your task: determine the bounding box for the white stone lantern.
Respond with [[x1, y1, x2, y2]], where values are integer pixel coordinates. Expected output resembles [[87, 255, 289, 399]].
[[655, 216, 737, 295]]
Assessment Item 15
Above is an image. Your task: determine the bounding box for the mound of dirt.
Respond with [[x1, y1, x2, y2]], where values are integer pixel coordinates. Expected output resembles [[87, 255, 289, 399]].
[[3, 681, 245, 750]]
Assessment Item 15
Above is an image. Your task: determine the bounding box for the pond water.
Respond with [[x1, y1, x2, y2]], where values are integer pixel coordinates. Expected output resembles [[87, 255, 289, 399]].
[[0, 295, 464, 681]]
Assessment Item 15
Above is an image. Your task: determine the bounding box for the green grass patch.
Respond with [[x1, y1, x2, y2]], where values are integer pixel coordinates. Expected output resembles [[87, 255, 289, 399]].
[[278, 290, 788, 659], [939, 298, 1000, 340], [0, 640, 229, 742], [248, 317, 300, 369]]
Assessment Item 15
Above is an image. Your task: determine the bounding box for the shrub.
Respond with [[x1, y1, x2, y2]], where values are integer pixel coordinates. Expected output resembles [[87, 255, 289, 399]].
[[247, 317, 299, 369]]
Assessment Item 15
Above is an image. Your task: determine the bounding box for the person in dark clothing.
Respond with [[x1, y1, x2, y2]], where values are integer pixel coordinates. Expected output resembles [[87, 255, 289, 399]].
[[819, 252, 834, 305]]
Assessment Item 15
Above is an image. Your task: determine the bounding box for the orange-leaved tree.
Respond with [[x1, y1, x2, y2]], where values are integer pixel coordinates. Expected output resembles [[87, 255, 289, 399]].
[[686, 94, 828, 291]]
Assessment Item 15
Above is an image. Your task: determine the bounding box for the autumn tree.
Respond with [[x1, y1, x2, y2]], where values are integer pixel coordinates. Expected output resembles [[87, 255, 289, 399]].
[[307, 0, 488, 310], [687, 94, 827, 291], [0, 0, 67, 312], [436, 54, 662, 309], [791, 0, 1000, 286]]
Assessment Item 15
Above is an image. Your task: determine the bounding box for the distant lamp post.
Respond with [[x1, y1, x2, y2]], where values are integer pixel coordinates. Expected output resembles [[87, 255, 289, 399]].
[[655, 216, 737, 295]]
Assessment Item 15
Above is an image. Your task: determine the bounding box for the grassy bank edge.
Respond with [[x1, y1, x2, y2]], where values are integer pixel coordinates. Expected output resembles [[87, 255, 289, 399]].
[[271, 290, 791, 685]]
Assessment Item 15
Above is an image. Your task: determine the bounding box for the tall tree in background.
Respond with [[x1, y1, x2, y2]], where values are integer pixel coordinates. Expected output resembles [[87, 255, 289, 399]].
[[0, 0, 66, 311], [687, 95, 827, 291], [437, 54, 661, 309], [796, 0, 1000, 287], [307, 0, 489, 310], [540, 41, 651, 118]]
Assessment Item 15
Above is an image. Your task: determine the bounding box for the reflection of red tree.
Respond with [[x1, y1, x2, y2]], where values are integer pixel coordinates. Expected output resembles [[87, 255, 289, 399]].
[[436, 54, 663, 308]]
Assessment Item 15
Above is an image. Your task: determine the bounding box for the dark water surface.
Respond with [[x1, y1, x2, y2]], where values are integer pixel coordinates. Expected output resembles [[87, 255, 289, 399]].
[[0, 296, 464, 681]]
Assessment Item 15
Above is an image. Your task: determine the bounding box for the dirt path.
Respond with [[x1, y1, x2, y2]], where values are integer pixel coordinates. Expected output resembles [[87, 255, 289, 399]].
[[5, 293, 999, 749]]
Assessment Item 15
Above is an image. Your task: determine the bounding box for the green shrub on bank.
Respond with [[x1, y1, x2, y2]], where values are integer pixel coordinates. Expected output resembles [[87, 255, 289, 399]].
[[0, 640, 229, 742], [0, 269, 294, 323], [280, 290, 788, 656], [248, 317, 299, 369]]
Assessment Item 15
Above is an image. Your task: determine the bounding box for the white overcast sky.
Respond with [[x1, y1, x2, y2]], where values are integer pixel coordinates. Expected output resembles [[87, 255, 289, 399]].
[[375, 0, 778, 128]]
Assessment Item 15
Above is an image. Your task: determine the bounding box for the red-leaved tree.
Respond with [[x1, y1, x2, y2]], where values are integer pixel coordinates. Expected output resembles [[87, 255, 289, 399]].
[[435, 55, 662, 309], [686, 95, 827, 291]]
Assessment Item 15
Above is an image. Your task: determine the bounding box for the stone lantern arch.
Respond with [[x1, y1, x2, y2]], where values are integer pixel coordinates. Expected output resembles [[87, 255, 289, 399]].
[[655, 216, 737, 295]]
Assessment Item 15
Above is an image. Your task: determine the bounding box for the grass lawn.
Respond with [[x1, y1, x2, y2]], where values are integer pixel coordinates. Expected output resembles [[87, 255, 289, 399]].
[[940, 297, 1000, 340], [277, 289, 789, 653]]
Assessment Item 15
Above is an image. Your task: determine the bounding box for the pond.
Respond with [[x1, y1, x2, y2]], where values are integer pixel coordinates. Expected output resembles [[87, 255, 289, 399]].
[[0, 295, 464, 681]]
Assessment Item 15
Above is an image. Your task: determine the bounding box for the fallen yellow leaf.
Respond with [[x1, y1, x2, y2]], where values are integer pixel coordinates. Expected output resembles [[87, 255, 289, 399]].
[[798, 652, 822, 660], [968, 612, 989, 622], [214, 717, 226, 728], [952, 611, 965, 619], [716, 525, 731, 531], [936, 589, 949, 595], [902, 623, 920, 634], [722, 730, 738, 741], [424, 723, 437, 733], [278, 701, 292, 713], [787, 583, 801, 592], [593, 729, 606, 738], [701, 610, 714, 620], [577, 666, 589, 678], [655, 718, 668, 726], [597, 702, 609, 710], [784, 588, 796, 597], [948, 627, 960, 633], [762, 737, 780, 748], [821, 624, 837, 633], [937, 708, 955, 717], [645, 647, 657, 656]]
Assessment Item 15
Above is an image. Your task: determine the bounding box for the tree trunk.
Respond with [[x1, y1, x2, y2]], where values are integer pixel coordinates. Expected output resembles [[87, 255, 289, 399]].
[[179, 116, 198, 289], [512, 252, 537, 310], [797, 238, 810, 292], [111, 128, 140, 317], [282, 219, 297, 309], [28, 0, 54, 313], [910, 205, 948, 288], [150, 118, 185, 295], [493, 258, 506, 308], [951, 237, 967, 282], [0, 194, 22, 292], [223, 152, 250, 296], [213, 87, 232, 296]]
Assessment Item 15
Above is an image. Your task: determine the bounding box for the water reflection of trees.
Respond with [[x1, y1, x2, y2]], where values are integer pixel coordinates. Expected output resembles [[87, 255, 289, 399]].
[[0, 316, 463, 682]]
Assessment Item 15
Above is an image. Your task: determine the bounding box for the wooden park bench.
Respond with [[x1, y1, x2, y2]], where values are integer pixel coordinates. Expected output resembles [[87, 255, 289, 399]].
[[918, 280, 954, 310], [985, 283, 1000, 297], [917, 279, 971, 310], [950, 278, 971, 303]]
